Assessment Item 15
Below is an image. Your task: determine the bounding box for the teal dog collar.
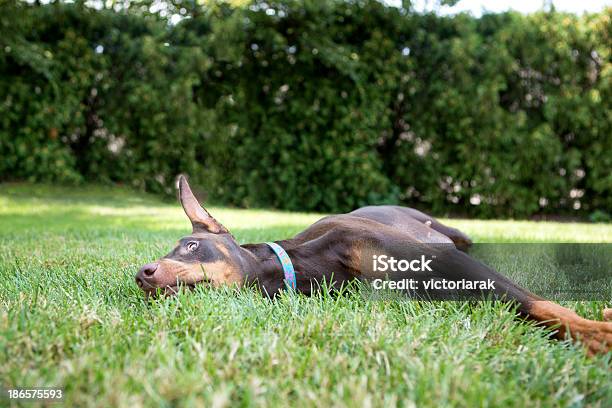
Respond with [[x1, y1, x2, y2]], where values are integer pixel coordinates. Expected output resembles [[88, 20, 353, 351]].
[[265, 242, 297, 290]]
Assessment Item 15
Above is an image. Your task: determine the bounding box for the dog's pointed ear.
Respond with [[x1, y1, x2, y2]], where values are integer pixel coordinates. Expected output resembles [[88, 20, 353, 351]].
[[177, 175, 229, 234]]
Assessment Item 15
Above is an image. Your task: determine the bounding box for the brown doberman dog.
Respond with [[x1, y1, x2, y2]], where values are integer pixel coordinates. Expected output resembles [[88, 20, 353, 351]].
[[136, 176, 612, 356]]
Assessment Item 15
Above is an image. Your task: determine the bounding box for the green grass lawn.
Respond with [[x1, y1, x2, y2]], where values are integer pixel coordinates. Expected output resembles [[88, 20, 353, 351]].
[[1, 183, 611, 407]]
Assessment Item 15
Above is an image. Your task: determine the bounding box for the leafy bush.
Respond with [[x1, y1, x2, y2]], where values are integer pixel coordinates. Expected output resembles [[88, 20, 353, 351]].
[[1, 1, 610, 217]]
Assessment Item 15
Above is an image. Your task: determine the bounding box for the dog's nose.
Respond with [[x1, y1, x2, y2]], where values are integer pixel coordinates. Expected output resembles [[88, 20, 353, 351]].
[[136, 262, 159, 287], [140, 262, 158, 277]]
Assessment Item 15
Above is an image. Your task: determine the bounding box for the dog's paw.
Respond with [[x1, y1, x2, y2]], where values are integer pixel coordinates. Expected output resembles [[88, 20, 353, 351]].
[[603, 308, 612, 322], [571, 319, 612, 356]]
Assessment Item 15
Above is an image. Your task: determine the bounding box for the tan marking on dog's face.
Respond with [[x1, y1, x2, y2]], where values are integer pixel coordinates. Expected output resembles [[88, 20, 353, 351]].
[[157, 258, 205, 285], [155, 257, 243, 288], [197, 259, 243, 287], [215, 242, 232, 258]]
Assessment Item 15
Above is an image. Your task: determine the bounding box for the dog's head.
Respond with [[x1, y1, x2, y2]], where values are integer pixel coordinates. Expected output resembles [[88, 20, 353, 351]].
[[135, 176, 246, 296]]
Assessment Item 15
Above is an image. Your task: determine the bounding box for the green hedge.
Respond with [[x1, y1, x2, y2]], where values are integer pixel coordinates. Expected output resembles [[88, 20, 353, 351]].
[[1, 1, 610, 217]]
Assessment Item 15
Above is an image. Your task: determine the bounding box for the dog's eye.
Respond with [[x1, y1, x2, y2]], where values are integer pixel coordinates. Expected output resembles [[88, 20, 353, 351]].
[[186, 241, 199, 252]]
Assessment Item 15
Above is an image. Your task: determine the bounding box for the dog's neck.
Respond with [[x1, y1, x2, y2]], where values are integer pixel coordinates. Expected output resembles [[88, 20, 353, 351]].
[[239, 241, 322, 296], [239, 242, 296, 296]]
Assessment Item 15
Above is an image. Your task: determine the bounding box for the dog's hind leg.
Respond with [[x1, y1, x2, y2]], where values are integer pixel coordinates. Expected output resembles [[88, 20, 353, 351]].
[[382, 242, 612, 356], [350, 206, 473, 252], [400, 207, 473, 252]]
